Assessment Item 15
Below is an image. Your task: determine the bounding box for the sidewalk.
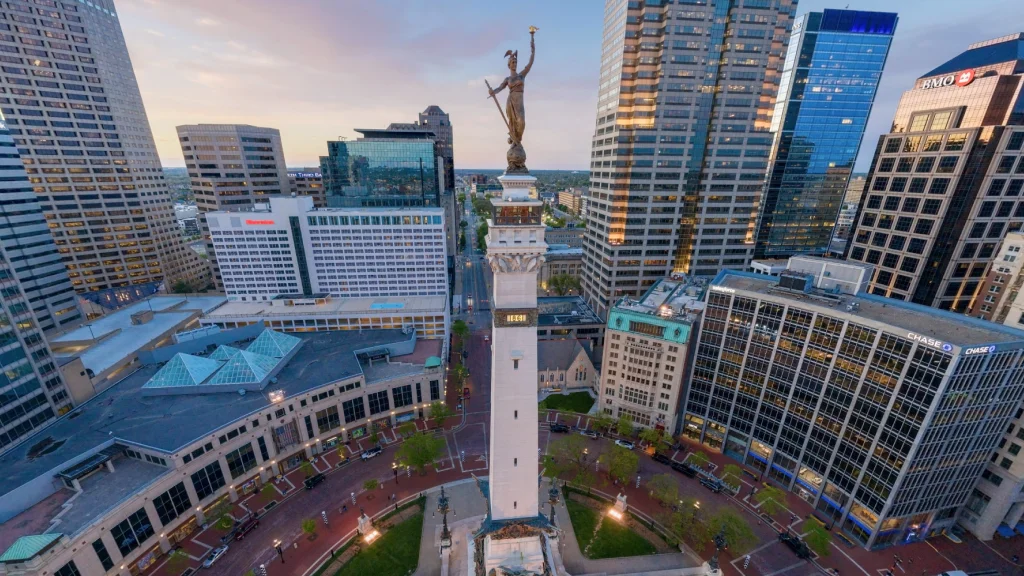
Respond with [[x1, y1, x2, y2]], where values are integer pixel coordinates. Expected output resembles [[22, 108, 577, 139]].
[[414, 479, 489, 575]]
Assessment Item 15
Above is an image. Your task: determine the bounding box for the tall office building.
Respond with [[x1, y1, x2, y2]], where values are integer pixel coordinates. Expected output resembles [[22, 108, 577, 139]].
[[833, 175, 867, 243], [0, 0, 209, 297], [0, 238, 72, 453], [0, 116, 81, 331], [321, 128, 440, 208], [582, 0, 796, 319], [845, 33, 1024, 310], [754, 9, 896, 259], [967, 231, 1024, 324], [681, 257, 1024, 549], [176, 124, 289, 212], [288, 167, 325, 207]]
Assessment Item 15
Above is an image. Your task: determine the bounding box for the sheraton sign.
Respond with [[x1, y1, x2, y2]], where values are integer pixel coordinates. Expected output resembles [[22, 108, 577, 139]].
[[921, 69, 975, 90]]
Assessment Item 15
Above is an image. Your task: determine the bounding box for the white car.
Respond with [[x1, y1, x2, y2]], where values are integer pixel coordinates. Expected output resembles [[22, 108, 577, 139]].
[[202, 545, 228, 569], [361, 446, 383, 460], [614, 439, 635, 450]]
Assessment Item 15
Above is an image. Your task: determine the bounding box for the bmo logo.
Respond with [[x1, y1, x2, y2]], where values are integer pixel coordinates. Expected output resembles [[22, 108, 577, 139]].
[[964, 345, 997, 356], [907, 332, 953, 352], [921, 69, 976, 90]]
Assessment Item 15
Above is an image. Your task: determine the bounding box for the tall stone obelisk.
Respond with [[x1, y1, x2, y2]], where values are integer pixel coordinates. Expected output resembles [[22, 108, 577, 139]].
[[485, 173, 546, 522]]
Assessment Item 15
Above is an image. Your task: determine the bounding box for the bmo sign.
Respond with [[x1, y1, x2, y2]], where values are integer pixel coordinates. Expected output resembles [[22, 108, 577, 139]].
[[921, 69, 975, 90]]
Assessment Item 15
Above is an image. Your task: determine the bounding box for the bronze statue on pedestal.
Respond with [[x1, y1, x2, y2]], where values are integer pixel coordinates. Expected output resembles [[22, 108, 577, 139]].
[[486, 27, 537, 174]]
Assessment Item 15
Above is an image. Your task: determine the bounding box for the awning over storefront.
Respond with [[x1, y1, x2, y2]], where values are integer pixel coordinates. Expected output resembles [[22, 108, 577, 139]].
[[997, 524, 1016, 538], [1015, 522, 1024, 536]]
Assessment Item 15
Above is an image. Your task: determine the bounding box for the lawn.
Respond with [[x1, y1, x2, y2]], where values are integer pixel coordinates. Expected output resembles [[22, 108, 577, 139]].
[[334, 513, 423, 576], [565, 498, 656, 560], [539, 392, 595, 414]]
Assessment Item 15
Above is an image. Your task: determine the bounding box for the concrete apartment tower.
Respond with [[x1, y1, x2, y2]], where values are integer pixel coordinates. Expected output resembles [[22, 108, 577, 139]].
[[845, 33, 1024, 310], [486, 173, 546, 521], [0, 0, 209, 298], [175, 124, 290, 288], [581, 0, 795, 319]]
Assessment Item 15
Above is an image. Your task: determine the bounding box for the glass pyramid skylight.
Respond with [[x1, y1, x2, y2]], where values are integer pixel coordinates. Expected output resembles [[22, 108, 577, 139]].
[[144, 353, 223, 389], [209, 345, 243, 362], [246, 329, 301, 359], [205, 350, 279, 387]]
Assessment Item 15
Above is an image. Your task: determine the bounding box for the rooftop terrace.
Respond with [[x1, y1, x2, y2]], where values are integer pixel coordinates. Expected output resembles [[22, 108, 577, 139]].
[[537, 296, 602, 327]]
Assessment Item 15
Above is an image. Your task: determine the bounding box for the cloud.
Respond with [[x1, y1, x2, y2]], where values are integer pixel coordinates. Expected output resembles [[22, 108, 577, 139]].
[[145, 29, 164, 37], [195, 17, 219, 26]]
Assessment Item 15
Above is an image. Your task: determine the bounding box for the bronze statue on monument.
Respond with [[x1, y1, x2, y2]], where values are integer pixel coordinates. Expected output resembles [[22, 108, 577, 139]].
[[486, 26, 537, 174]]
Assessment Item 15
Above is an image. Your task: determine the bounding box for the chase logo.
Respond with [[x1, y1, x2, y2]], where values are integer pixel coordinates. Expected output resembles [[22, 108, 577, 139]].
[[964, 345, 997, 356]]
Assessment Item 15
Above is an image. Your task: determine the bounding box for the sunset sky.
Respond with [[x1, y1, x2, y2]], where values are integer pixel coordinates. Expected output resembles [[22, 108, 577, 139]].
[[119, 0, 1024, 172]]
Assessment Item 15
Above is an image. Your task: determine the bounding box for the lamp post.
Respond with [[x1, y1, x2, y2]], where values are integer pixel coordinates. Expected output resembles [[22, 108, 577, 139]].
[[548, 484, 559, 525], [393, 462, 399, 484], [274, 539, 284, 564], [708, 529, 727, 573]]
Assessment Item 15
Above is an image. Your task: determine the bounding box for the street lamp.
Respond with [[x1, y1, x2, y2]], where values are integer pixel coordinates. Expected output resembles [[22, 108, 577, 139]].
[[709, 529, 727, 573], [273, 539, 284, 564], [392, 462, 399, 484]]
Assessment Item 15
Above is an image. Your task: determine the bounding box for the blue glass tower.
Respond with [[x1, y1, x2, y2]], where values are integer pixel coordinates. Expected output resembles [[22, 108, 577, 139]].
[[754, 9, 897, 258]]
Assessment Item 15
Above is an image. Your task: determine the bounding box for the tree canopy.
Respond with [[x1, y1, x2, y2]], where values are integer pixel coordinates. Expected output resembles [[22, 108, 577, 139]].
[[395, 432, 446, 474]]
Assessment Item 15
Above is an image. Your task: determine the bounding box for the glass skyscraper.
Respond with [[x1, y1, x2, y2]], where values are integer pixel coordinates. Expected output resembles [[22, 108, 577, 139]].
[[321, 129, 440, 209], [754, 9, 896, 259]]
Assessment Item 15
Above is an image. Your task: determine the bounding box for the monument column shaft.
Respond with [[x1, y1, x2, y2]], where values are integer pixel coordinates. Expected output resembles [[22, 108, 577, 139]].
[[486, 174, 545, 522]]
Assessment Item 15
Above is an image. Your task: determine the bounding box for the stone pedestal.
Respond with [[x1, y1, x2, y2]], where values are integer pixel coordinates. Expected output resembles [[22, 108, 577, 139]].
[[483, 535, 546, 575]]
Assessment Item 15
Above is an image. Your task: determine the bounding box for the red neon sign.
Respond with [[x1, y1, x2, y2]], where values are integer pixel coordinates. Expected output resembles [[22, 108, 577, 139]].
[[245, 219, 275, 225]]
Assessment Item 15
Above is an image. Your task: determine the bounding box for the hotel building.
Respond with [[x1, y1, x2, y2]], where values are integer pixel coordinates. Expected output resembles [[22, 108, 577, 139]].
[[205, 196, 448, 302], [681, 257, 1024, 549]]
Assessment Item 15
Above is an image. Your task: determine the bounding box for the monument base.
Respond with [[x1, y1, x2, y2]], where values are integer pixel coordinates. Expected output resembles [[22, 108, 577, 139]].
[[483, 534, 546, 575], [497, 172, 538, 200]]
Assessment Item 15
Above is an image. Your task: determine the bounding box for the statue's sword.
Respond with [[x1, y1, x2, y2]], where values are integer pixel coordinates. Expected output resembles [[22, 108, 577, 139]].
[[484, 79, 513, 141]]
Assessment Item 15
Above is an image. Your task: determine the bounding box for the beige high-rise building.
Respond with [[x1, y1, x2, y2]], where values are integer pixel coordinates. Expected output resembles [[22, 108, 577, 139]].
[[176, 124, 290, 288], [581, 0, 795, 319], [0, 0, 208, 297]]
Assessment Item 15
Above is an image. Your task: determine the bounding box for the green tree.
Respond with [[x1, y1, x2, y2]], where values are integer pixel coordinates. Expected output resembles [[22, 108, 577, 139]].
[[429, 400, 455, 430], [755, 485, 787, 518], [244, 571, 256, 576], [666, 498, 710, 550], [363, 478, 379, 491], [638, 427, 662, 448], [541, 454, 567, 484], [458, 231, 466, 251], [647, 473, 678, 507], [452, 319, 470, 352], [260, 482, 277, 499], [451, 363, 469, 390], [721, 464, 742, 487], [707, 507, 757, 555], [398, 421, 416, 438], [302, 518, 317, 537], [548, 273, 581, 296], [369, 430, 380, 445], [592, 412, 614, 435], [395, 432, 445, 475], [337, 445, 348, 461], [804, 523, 832, 557], [457, 193, 467, 205], [171, 279, 192, 294], [475, 222, 488, 251], [608, 445, 638, 485], [300, 460, 315, 478], [550, 434, 598, 487], [688, 450, 710, 469], [616, 414, 635, 438]]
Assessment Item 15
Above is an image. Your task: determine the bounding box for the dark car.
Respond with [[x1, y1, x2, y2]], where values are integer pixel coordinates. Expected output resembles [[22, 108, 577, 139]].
[[303, 473, 326, 490], [652, 453, 671, 465], [361, 446, 383, 461], [550, 424, 570, 433], [700, 477, 723, 493], [233, 516, 259, 540], [779, 531, 812, 559], [671, 461, 698, 477]]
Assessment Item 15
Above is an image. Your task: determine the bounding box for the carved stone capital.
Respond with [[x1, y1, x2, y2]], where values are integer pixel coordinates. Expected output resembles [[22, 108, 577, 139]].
[[487, 253, 545, 273]]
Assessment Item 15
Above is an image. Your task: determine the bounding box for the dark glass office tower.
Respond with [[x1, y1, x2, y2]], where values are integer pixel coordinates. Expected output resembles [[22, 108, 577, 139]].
[[845, 33, 1024, 310], [755, 10, 897, 259], [321, 129, 440, 208]]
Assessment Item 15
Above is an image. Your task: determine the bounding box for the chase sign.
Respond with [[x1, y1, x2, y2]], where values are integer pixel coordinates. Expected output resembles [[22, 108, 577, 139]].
[[964, 345, 997, 356], [907, 332, 954, 352]]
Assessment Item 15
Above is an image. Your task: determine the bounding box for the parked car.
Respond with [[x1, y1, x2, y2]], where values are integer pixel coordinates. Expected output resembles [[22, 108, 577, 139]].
[[463, 386, 471, 398], [303, 473, 326, 490], [550, 424, 570, 433], [778, 531, 811, 559], [202, 545, 228, 569], [700, 477, 723, 493], [652, 453, 671, 465], [233, 516, 259, 540], [672, 461, 698, 477], [579, 429, 599, 439], [361, 446, 383, 461], [614, 439, 635, 450]]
